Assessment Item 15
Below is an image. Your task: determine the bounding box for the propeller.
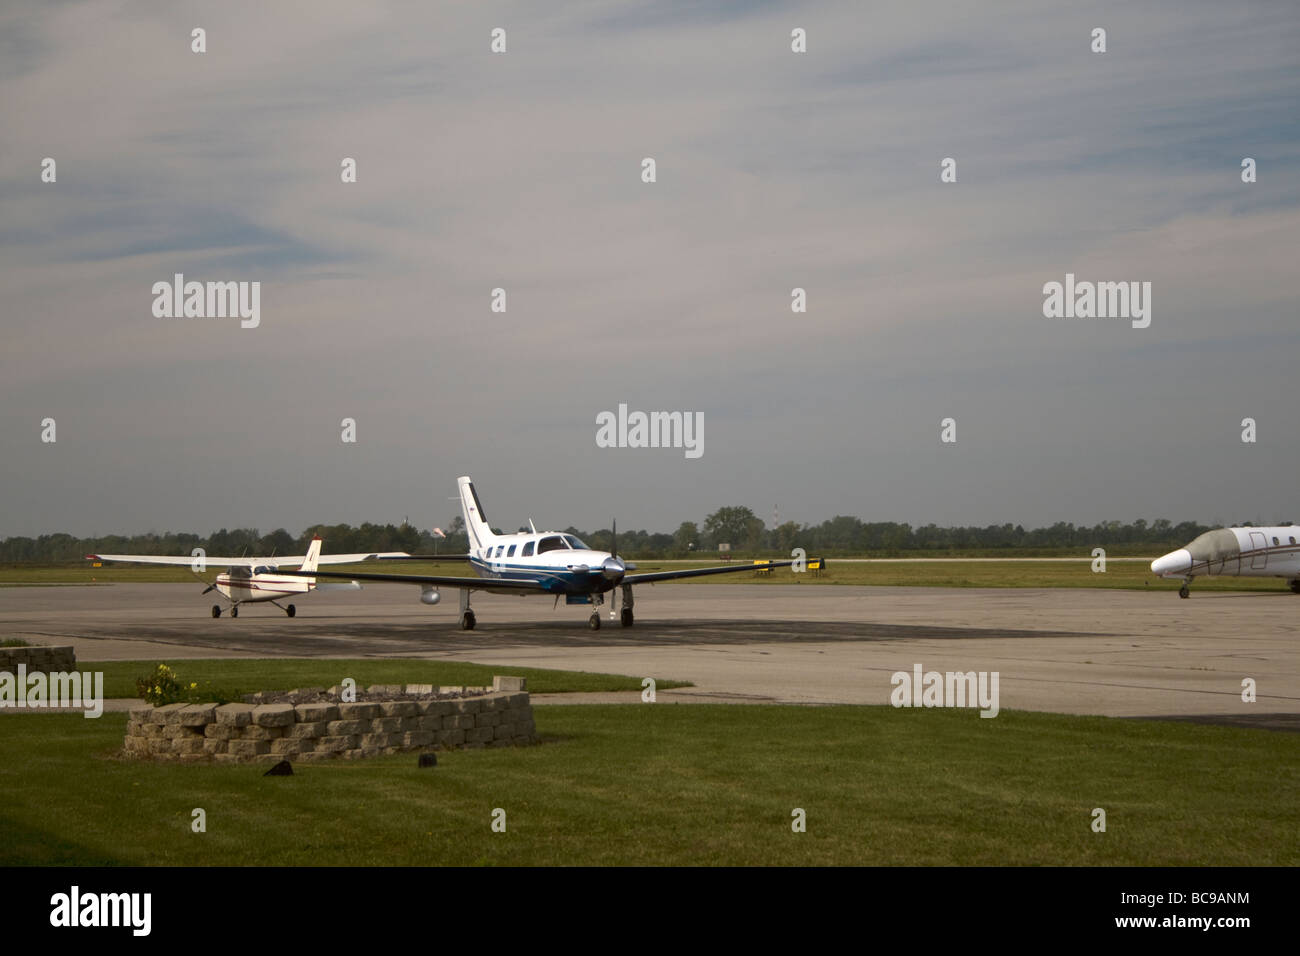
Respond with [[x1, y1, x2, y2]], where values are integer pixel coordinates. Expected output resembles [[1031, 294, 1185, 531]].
[[601, 518, 626, 580]]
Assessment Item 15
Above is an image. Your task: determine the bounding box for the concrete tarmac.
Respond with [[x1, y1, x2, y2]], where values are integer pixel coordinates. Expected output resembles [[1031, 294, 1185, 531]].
[[1, 582, 1296, 727]]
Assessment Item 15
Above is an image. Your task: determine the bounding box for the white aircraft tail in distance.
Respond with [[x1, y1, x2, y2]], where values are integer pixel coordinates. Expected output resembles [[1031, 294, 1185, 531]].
[[87, 537, 412, 617], [1151, 525, 1300, 598], [291, 475, 826, 631]]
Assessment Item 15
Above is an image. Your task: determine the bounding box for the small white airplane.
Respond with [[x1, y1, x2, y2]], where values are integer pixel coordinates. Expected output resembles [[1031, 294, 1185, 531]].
[[290, 476, 824, 630], [87, 537, 411, 617], [1151, 525, 1300, 598]]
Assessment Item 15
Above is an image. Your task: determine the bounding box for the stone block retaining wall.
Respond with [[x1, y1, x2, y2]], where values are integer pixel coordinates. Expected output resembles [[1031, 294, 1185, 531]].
[[123, 681, 536, 763]]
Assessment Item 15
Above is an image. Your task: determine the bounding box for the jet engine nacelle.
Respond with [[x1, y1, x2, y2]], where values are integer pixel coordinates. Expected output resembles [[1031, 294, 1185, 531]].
[[420, 586, 441, 606]]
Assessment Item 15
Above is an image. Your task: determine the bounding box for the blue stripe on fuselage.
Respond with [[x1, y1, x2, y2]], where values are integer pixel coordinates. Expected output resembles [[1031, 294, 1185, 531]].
[[469, 557, 607, 593]]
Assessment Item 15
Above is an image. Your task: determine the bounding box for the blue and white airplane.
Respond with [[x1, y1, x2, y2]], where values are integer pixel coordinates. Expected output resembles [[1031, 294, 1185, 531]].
[[1151, 525, 1300, 598], [294, 476, 821, 630]]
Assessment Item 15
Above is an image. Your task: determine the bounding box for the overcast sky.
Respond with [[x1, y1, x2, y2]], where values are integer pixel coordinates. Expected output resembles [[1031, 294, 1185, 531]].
[[2, 1, 1297, 539]]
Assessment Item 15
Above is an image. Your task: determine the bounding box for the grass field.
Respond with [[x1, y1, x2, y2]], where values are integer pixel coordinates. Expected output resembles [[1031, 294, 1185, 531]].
[[4, 559, 1290, 594], [0, 706, 1293, 866], [83, 659, 689, 701]]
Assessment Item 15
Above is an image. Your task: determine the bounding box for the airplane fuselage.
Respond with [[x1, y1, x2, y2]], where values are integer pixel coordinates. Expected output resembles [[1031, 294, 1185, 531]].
[[1152, 526, 1300, 594], [214, 567, 314, 603], [469, 532, 626, 595]]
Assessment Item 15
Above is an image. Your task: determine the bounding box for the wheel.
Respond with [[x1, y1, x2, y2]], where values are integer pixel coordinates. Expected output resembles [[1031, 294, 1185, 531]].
[[1290, 581, 1300, 594], [621, 608, 634, 628], [459, 610, 476, 631], [231, 606, 239, 617], [211, 605, 221, 618], [588, 613, 601, 631], [1179, 585, 1189, 599], [286, 604, 296, 618]]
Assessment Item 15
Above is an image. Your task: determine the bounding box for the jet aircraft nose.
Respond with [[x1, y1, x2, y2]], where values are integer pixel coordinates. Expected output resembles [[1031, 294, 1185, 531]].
[[1150, 549, 1192, 576]]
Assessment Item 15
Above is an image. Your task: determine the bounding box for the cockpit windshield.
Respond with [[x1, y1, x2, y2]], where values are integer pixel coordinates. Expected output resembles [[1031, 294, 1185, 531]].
[[1185, 529, 1239, 562], [537, 536, 568, 554], [562, 535, 589, 551]]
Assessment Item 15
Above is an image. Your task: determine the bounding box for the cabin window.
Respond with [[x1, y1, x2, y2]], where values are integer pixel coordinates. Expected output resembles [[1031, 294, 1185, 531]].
[[1273, 537, 1280, 546], [538, 535, 567, 554], [522, 541, 535, 556], [1290, 537, 1296, 546], [507, 544, 516, 557], [494, 545, 504, 558]]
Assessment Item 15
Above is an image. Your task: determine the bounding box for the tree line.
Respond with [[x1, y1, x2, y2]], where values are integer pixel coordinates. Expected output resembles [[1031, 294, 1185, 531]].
[[0, 508, 1242, 563]]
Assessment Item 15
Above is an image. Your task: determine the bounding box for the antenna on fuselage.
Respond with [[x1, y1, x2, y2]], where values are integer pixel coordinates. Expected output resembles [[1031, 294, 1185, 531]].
[[529, 519, 537, 533]]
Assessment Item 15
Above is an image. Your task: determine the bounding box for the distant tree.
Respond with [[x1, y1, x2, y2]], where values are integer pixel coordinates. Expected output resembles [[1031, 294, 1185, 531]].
[[673, 522, 698, 554], [704, 507, 757, 551]]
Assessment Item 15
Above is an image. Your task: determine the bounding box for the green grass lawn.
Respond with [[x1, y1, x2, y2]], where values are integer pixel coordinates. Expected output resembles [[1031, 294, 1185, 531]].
[[4, 559, 1291, 593], [0, 706, 1293, 866], [83, 659, 690, 700]]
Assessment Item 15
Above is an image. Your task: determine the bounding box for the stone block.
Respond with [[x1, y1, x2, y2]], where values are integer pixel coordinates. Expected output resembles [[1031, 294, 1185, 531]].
[[215, 703, 255, 727], [492, 675, 527, 692], [243, 725, 285, 740], [252, 704, 296, 727], [326, 719, 368, 735], [317, 735, 358, 752], [288, 721, 330, 739], [178, 703, 218, 726], [295, 702, 339, 723], [370, 717, 402, 733], [227, 739, 270, 757], [337, 702, 380, 719], [417, 715, 443, 732], [452, 698, 482, 715], [271, 738, 315, 756], [379, 701, 418, 718], [417, 700, 454, 717]]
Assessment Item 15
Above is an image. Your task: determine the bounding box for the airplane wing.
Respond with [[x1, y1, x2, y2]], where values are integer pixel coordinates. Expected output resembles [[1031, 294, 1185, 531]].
[[279, 568, 549, 594], [89, 553, 262, 567], [315, 552, 413, 565], [622, 557, 824, 585]]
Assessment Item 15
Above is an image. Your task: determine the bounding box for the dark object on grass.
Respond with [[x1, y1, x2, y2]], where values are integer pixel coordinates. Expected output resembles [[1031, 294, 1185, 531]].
[[264, 760, 294, 776], [418, 753, 438, 768]]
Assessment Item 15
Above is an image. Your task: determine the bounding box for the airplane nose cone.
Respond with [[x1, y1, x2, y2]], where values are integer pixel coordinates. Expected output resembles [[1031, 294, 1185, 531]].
[[1151, 549, 1192, 576], [601, 556, 626, 580]]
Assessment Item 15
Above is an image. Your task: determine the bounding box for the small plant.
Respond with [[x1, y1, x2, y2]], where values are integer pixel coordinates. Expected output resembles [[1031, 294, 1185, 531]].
[[134, 663, 186, 705], [1, 638, 33, 647]]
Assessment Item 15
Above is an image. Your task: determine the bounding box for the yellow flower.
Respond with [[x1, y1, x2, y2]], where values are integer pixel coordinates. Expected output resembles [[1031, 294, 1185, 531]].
[[190, 682, 197, 689]]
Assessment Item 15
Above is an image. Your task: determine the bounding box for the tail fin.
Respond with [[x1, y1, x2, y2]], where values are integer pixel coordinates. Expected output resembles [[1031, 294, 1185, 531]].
[[299, 537, 323, 573], [458, 476, 496, 554]]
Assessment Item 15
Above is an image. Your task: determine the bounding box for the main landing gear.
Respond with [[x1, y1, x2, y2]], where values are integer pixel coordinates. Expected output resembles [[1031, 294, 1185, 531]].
[[269, 600, 296, 617], [458, 589, 476, 630], [599, 584, 635, 629], [1179, 579, 1191, 599], [1290, 580, 1300, 594], [212, 605, 222, 618]]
